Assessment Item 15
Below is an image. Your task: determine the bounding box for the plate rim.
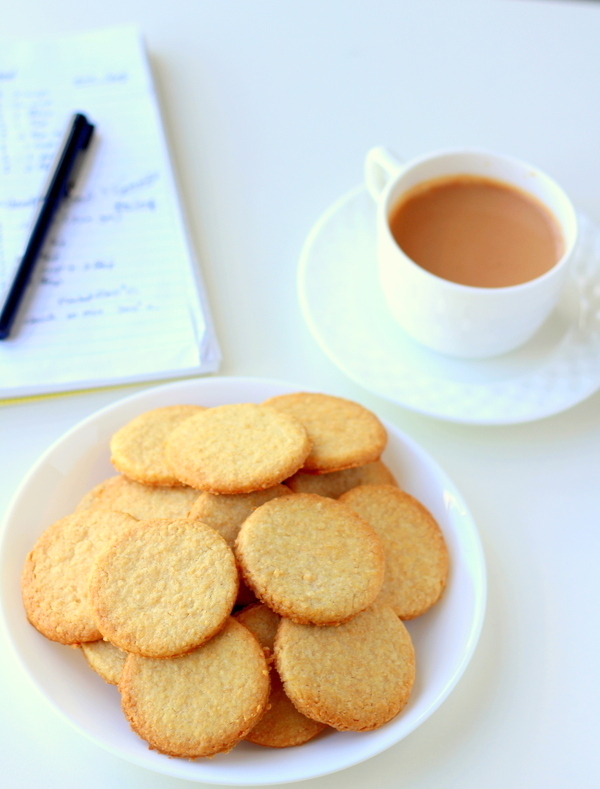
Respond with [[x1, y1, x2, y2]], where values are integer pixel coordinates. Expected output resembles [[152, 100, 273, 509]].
[[0, 375, 487, 785]]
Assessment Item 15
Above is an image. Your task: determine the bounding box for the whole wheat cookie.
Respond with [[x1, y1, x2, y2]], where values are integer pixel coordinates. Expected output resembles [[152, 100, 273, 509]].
[[120, 618, 270, 758], [234, 603, 281, 661], [235, 493, 384, 625], [89, 519, 238, 657], [339, 485, 449, 619], [21, 509, 138, 645], [246, 669, 327, 749], [285, 460, 397, 498], [235, 604, 327, 748], [81, 640, 127, 685], [275, 604, 415, 731], [110, 405, 205, 486], [188, 485, 291, 546], [76, 475, 200, 520], [164, 403, 311, 494], [263, 392, 387, 473]]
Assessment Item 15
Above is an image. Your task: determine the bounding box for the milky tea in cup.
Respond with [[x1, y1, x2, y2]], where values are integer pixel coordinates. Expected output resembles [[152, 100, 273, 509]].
[[365, 148, 578, 358]]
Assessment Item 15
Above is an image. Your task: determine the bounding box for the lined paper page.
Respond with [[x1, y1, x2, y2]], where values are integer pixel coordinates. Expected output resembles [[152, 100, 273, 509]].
[[0, 27, 220, 399]]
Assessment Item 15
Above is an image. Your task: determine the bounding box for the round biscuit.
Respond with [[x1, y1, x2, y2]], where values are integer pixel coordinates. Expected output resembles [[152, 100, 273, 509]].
[[21, 509, 138, 645], [285, 460, 397, 498], [89, 518, 238, 657], [275, 604, 415, 731], [76, 474, 200, 520], [110, 405, 205, 486], [235, 604, 327, 748], [339, 484, 449, 619], [188, 485, 291, 546], [235, 493, 385, 625], [164, 403, 311, 494], [81, 639, 127, 685], [120, 618, 270, 758], [263, 392, 387, 473], [245, 670, 327, 748], [235, 603, 281, 660]]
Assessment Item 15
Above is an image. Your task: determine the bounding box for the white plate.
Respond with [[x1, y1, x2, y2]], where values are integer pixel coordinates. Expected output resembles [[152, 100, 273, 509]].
[[298, 187, 600, 424], [0, 376, 486, 785]]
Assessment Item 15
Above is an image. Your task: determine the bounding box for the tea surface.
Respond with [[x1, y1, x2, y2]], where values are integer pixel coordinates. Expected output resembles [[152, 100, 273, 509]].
[[389, 175, 563, 287]]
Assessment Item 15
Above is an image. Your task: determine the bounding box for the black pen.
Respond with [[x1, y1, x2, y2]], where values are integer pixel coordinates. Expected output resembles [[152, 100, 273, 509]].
[[0, 112, 95, 340]]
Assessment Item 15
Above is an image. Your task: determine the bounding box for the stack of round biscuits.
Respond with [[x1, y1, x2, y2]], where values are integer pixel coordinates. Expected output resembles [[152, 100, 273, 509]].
[[21, 392, 449, 758]]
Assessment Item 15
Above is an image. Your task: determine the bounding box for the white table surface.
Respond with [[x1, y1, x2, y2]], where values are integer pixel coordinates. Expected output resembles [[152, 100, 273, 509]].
[[1, 1, 599, 787]]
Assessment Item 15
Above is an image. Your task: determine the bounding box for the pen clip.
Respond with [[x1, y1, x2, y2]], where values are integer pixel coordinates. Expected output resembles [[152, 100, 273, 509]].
[[65, 116, 95, 197], [26, 113, 95, 226]]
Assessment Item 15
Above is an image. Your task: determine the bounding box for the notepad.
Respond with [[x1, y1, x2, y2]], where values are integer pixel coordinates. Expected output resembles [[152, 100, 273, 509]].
[[0, 27, 220, 401]]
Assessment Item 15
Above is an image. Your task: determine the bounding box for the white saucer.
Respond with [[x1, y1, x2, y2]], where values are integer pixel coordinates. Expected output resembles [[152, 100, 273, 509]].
[[298, 187, 600, 424]]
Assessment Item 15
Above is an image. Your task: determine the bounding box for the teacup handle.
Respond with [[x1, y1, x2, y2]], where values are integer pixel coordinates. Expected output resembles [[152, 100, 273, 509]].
[[365, 147, 404, 200]]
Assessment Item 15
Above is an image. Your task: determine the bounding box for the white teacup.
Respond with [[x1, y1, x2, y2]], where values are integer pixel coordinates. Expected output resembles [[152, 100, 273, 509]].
[[365, 147, 578, 358]]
